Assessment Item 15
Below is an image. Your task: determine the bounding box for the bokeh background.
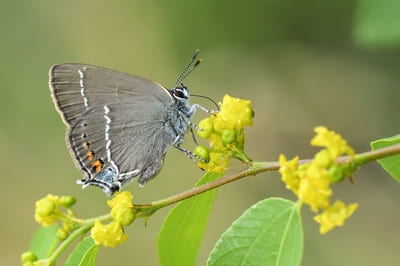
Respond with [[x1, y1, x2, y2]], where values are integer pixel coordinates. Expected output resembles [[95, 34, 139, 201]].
[[1, 1, 400, 265]]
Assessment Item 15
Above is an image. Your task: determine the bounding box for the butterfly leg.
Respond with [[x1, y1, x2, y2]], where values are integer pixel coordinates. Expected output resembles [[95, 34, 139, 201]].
[[173, 144, 208, 163], [189, 121, 202, 131], [192, 103, 218, 114], [189, 126, 199, 145], [188, 104, 217, 138]]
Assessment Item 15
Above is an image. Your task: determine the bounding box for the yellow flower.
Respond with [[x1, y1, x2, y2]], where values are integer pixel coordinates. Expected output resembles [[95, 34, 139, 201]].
[[280, 154, 332, 212], [198, 152, 231, 173], [216, 95, 253, 130], [311, 126, 355, 159], [196, 95, 254, 171], [313, 149, 332, 168], [34, 195, 60, 226], [298, 164, 332, 211], [208, 131, 225, 150], [110, 206, 135, 226], [108, 191, 135, 226], [314, 200, 358, 234], [91, 220, 128, 247], [279, 127, 359, 233], [107, 191, 133, 209], [279, 155, 300, 193]]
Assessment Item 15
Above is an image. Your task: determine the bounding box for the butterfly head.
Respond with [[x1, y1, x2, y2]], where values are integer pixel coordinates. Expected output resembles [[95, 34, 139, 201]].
[[171, 86, 190, 102]]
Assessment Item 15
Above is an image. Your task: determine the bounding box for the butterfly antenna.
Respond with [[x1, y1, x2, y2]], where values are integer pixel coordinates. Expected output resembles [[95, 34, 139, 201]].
[[174, 49, 202, 87], [191, 94, 220, 111]]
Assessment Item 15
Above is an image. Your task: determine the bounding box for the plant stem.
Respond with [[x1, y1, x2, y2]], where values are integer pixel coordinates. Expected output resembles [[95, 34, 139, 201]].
[[45, 213, 112, 264], [354, 143, 400, 164], [137, 161, 277, 214], [135, 143, 400, 215], [46, 223, 92, 264]]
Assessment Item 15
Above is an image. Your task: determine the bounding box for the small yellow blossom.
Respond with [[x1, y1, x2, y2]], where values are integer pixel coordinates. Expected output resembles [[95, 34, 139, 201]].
[[298, 164, 332, 211], [208, 131, 225, 150], [311, 127, 355, 159], [34, 195, 60, 226], [314, 200, 358, 234], [198, 152, 231, 173], [91, 220, 128, 247], [196, 95, 254, 171], [279, 155, 300, 193], [107, 191, 135, 226], [313, 150, 332, 168], [91, 192, 135, 247], [111, 206, 135, 226], [107, 191, 133, 209], [216, 95, 253, 130]]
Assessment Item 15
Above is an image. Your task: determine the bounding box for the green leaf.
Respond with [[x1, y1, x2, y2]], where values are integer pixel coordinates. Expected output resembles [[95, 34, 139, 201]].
[[65, 237, 99, 266], [29, 225, 59, 259], [354, 0, 400, 48], [371, 135, 400, 182], [158, 172, 223, 266], [207, 198, 303, 266]]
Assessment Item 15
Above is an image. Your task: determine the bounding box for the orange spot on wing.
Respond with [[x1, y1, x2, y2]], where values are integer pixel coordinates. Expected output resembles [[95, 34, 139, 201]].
[[92, 159, 103, 172], [87, 150, 95, 160], [83, 141, 90, 149]]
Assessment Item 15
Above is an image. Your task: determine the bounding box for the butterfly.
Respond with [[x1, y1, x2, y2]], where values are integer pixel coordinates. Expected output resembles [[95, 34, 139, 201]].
[[49, 50, 214, 194]]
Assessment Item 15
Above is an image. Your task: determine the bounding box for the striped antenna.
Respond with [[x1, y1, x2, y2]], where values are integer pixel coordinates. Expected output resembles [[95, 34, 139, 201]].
[[174, 49, 202, 87]]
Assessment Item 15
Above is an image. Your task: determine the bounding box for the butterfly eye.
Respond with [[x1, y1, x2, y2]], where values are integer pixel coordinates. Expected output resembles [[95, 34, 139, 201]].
[[175, 90, 185, 98], [173, 87, 188, 99]]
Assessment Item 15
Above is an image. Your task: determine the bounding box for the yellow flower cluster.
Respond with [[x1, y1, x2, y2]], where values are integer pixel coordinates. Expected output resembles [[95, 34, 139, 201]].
[[35, 194, 61, 226], [28, 195, 78, 264], [314, 200, 358, 234], [35, 195, 77, 233], [311, 126, 355, 158], [34, 194, 79, 245], [91, 220, 128, 248], [195, 95, 254, 172], [91, 191, 136, 247], [279, 127, 358, 234]]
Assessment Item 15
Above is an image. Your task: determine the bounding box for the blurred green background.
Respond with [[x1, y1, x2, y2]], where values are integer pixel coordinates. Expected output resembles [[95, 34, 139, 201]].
[[1, 1, 400, 265]]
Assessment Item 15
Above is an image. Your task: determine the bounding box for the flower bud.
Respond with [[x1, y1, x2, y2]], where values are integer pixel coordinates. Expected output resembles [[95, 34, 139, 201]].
[[57, 228, 68, 240], [328, 165, 345, 183], [197, 117, 214, 138], [222, 129, 237, 145], [35, 198, 56, 217], [21, 251, 37, 263], [59, 196, 77, 208], [194, 146, 210, 162]]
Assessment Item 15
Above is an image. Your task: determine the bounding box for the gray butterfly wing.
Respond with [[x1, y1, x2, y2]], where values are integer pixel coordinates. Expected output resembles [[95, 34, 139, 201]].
[[49, 64, 177, 193], [49, 63, 171, 126]]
